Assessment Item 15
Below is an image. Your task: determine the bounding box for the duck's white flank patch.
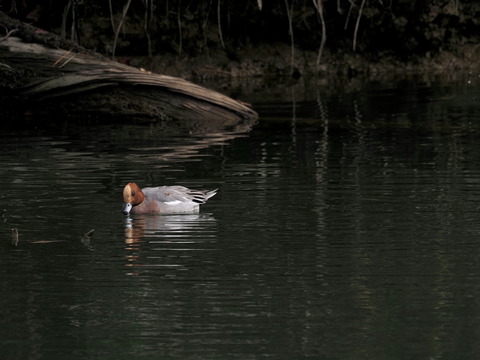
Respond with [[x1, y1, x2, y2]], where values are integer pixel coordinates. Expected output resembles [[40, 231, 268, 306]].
[[165, 200, 182, 206]]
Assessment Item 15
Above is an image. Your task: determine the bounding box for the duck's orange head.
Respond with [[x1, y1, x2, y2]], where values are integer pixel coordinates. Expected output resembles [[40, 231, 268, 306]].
[[123, 183, 145, 206]]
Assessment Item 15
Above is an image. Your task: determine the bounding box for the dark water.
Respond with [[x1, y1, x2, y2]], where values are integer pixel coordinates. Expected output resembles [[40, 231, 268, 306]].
[[2, 74, 480, 359]]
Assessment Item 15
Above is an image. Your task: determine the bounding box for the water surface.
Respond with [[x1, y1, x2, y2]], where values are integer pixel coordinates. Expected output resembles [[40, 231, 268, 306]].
[[2, 74, 480, 359]]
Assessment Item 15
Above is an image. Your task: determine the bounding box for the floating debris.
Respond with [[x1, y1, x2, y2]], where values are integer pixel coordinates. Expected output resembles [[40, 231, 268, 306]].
[[31, 240, 66, 244], [82, 229, 95, 239], [80, 229, 95, 251], [11, 227, 18, 246]]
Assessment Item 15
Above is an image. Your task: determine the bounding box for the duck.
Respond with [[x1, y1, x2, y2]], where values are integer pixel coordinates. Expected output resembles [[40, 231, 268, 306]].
[[122, 182, 217, 215]]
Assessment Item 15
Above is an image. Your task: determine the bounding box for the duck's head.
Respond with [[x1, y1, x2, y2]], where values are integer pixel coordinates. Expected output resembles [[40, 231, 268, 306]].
[[122, 182, 145, 215]]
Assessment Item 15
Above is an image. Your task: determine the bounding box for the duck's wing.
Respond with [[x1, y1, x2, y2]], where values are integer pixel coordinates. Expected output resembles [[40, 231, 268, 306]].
[[186, 188, 218, 204], [148, 186, 217, 204]]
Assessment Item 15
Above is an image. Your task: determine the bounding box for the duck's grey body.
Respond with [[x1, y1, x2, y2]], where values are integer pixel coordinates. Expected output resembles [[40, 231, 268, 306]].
[[123, 183, 217, 215]]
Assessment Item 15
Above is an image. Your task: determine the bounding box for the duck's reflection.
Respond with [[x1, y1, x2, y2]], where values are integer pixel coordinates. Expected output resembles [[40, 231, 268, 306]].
[[124, 214, 217, 275]]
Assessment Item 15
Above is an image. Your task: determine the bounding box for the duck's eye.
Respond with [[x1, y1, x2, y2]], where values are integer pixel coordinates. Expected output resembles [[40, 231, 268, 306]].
[[131, 191, 136, 196]]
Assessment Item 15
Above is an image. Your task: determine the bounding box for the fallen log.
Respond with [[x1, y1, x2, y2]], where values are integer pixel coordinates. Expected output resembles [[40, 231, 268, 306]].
[[0, 12, 257, 132]]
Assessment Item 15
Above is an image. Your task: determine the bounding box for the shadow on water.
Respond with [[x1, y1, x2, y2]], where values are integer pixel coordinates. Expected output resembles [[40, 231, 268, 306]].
[[2, 73, 480, 359]]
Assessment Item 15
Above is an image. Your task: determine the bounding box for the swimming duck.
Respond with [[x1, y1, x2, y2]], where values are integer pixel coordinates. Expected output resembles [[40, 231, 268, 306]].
[[122, 182, 217, 215]]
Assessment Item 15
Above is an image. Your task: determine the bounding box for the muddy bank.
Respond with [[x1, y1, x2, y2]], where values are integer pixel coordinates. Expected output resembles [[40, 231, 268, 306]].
[[126, 41, 480, 82]]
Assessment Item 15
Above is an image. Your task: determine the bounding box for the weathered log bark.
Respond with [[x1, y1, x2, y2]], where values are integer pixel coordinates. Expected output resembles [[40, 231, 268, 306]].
[[0, 12, 257, 132]]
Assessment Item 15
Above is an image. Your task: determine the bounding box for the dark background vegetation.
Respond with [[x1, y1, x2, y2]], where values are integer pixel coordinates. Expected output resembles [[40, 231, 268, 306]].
[[2, 0, 480, 77]]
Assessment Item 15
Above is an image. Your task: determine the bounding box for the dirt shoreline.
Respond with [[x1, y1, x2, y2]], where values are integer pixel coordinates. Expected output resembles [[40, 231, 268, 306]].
[[122, 42, 480, 82]]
